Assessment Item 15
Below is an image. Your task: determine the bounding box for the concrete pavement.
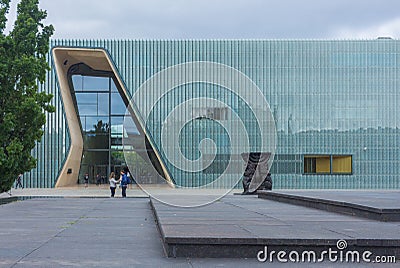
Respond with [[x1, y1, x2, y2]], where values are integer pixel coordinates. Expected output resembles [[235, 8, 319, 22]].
[[0, 189, 399, 267], [0, 196, 276, 267]]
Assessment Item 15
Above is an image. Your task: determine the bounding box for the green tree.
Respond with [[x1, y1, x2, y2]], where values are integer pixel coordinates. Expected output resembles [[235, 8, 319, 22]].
[[0, 0, 54, 192]]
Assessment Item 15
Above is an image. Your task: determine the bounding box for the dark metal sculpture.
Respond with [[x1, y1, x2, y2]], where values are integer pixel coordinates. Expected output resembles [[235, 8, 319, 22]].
[[241, 152, 272, 194]]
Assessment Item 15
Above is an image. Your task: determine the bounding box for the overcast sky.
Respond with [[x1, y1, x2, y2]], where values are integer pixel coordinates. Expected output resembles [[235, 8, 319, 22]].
[[4, 0, 400, 39]]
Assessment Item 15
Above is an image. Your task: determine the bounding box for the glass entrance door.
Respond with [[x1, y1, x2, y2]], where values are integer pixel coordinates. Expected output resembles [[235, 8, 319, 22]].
[[94, 165, 108, 185], [79, 163, 108, 185]]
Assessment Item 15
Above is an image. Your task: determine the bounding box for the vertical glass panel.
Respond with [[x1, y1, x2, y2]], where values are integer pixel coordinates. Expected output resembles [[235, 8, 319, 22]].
[[111, 116, 123, 150], [97, 93, 109, 115], [72, 75, 84, 91], [111, 92, 126, 115], [304, 157, 316, 174], [111, 116, 124, 135], [84, 133, 109, 149], [80, 116, 86, 131], [124, 115, 140, 135], [111, 79, 119, 92], [80, 151, 109, 183]]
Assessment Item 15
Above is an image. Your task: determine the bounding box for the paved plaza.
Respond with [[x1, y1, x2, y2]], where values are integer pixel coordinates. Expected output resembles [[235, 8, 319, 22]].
[[1, 197, 264, 267], [0, 189, 399, 267]]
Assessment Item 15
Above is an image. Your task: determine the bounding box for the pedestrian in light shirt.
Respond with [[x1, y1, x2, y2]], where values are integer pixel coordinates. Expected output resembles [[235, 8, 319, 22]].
[[109, 172, 120, 198]]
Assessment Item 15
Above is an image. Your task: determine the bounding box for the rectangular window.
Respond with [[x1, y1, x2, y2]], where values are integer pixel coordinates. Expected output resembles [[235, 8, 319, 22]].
[[304, 155, 330, 174], [303, 157, 316, 174], [303, 155, 352, 175], [332, 155, 352, 174]]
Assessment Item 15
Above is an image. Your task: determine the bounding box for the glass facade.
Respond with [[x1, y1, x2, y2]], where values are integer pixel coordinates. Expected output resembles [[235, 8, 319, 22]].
[[70, 73, 127, 184], [26, 39, 400, 189]]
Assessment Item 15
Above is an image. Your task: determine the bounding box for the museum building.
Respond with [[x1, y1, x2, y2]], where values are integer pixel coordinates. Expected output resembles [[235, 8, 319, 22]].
[[22, 39, 400, 190]]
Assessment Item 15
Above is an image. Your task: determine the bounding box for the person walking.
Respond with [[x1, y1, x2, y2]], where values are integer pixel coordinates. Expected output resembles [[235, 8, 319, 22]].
[[15, 174, 23, 189], [120, 170, 129, 198], [83, 173, 89, 188], [108, 172, 120, 198], [96, 174, 101, 186], [123, 166, 133, 189]]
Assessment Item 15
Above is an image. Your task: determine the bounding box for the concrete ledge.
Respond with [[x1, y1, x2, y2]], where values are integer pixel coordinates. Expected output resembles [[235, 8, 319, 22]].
[[150, 197, 400, 258], [258, 191, 400, 222], [159, 243, 400, 259], [0, 196, 17, 205]]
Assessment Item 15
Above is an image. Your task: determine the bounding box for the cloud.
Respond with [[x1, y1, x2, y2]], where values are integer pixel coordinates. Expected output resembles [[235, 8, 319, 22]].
[[4, 0, 400, 39], [333, 17, 400, 39]]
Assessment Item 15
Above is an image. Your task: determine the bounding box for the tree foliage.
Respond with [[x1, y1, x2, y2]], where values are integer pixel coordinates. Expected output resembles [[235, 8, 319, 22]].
[[0, 0, 54, 192]]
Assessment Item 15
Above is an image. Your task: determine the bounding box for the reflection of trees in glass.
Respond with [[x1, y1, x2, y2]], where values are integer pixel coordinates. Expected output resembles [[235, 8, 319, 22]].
[[81, 151, 108, 166], [79, 120, 110, 181], [92, 120, 109, 134], [84, 120, 110, 149], [124, 151, 166, 184], [111, 151, 125, 165]]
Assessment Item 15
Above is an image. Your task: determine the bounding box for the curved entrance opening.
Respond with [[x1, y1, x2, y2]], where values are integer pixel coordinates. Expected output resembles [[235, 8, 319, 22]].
[[52, 48, 171, 187]]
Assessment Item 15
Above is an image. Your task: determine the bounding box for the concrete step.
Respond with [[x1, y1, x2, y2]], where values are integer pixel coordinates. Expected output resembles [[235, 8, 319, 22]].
[[150, 194, 400, 259], [258, 190, 400, 222]]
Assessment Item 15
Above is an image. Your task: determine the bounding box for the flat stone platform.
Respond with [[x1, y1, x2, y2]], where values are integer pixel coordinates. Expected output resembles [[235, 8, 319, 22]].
[[0, 196, 269, 267], [258, 190, 400, 221], [151, 193, 400, 259]]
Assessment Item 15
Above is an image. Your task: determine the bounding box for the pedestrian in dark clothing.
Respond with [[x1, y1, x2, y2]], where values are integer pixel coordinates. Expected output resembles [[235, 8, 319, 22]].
[[15, 174, 23, 189], [96, 174, 101, 186], [84, 173, 89, 188], [123, 167, 134, 189], [120, 170, 129, 198]]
